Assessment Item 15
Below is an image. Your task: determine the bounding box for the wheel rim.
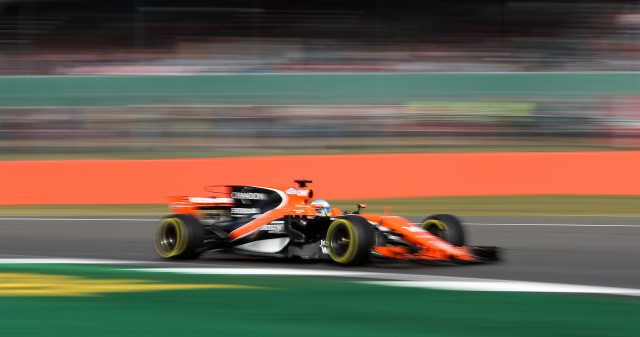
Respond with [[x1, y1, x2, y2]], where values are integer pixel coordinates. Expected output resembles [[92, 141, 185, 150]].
[[159, 223, 178, 252], [326, 219, 357, 263], [155, 218, 185, 258], [329, 224, 351, 258], [422, 219, 447, 239]]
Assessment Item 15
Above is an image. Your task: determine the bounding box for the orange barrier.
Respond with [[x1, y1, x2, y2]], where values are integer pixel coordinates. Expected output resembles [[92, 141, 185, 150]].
[[2, 152, 640, 205]]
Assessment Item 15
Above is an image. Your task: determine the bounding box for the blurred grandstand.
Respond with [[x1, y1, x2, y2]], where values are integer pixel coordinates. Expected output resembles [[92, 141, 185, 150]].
[[2, 0, 640, 74], [1, 0, 639, 157]]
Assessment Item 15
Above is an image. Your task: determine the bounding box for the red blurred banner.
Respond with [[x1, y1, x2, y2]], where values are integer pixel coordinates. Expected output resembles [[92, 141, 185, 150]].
[[2, 152, 640, 205]]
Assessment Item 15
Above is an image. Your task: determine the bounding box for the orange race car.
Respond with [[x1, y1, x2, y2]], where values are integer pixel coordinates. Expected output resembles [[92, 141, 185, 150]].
[[153, 180, 499, 265]]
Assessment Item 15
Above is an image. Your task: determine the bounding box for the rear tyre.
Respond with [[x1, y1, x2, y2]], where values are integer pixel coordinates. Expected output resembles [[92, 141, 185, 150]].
[[326, 215, 374, 266], [154, 214, 205, 260], [420, 214, 465, 246]]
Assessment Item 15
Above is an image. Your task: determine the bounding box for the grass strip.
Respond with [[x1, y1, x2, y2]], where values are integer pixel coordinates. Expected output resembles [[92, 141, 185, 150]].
[[1, 145, 639, 161], [1, 195, 639, 217], [0, 263, 638, 337]]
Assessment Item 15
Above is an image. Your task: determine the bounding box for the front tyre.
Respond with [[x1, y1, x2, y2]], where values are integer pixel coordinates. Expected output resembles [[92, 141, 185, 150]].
[[420, 214, 465, 246], [154, 214, 205, 260], [326, 215, 374, 266]]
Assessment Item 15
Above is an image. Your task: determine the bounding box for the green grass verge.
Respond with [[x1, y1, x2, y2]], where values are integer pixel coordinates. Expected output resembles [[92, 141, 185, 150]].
[[0, 263, 639, 337], [332, 195, 640, 216], [0, 204, 168, 217], [1, 145, 638, 161], [2, 195, 640, 216]]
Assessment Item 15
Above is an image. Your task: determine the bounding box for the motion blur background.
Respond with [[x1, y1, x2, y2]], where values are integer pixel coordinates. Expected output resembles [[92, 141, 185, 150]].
[[1, 0, 640, 158], [1, 4, 639, 337]]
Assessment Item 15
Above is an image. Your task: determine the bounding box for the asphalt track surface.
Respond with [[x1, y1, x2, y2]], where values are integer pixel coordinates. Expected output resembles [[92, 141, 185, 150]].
[[0, 216, 639, 288]]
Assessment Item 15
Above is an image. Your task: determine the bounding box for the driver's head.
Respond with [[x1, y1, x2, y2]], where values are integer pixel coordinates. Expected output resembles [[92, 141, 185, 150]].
[[310, 199, 331, 216]]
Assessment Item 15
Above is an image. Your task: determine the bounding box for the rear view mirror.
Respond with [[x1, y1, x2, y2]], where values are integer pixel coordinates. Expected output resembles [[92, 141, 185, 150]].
[[354, 203, 367, 214]]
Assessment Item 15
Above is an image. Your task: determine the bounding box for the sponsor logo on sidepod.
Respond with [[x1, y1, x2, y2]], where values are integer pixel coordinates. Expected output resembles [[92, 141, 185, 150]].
[[231, 208, 261, 215], [261, 221, 285, 233], [231, 192, 268, 200]]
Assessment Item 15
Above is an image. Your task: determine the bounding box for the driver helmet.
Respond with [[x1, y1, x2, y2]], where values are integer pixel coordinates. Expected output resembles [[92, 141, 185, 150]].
[[310, 199, 331, 216]]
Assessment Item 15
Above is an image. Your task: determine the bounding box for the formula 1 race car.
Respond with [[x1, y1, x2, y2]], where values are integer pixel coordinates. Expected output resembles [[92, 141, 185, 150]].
[[153, 180, 499, 265]]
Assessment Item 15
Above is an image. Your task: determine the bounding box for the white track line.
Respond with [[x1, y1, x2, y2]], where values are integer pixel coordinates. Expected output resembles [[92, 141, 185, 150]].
[[0, 258, 154, 264], [362, 281, 640, 296], [132, 268, 375, 277], [410, 222, 640, 228], [0, 217, 156, 222], [467, 223, 640, 228], [128, 267, 490, 282], [4, 71, 639, 79], [1, 258, 639, 297], [0, 218, 637, 227], [134, 267, 640, 297]]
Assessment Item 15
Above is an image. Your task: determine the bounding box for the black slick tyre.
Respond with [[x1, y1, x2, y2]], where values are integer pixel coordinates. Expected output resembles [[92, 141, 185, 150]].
[[325, 215, 374, 266], [154, 214, 205, 260], [420, 214, 465, 246]]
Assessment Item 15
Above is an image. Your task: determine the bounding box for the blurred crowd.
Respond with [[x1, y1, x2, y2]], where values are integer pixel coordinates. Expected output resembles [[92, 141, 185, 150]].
[[1, 0, 639, 74], [1, 0, 640, 157], [2, 98, 639, 158]]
